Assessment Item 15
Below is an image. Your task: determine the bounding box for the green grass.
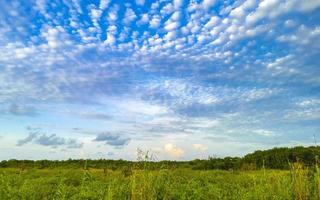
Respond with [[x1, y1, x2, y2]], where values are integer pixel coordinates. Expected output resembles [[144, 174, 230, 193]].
[[0, 166, 319, 200]]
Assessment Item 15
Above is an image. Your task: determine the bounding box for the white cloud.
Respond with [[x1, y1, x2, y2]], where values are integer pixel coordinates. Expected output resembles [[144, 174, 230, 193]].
[[140, 79, 280, 109], [161, 3, 175, 15], [284, 107, 320, 121], [174, 0, 184, 9], [104, 32, 115, 45], [189, 118, 219, 128], [230, 0, 256, 19], [284, 98, 320, 121], [90, 8, 102, 19], [123, 8, 137, 24], [295, 0, 320, 12], [202, 0, 216, 9], [243, 88, 280, 102], [277, 26, 320, 47], [150, 2, 160, 10], [193, 143, 208, 151], [41, 26, 66, 49], [252, 129, 275, 137], [99, 0, 110, 10], [266, 54, 299, 75], [246, 0, 278, 25], [284, 20, 296, 28], [230, 6, 245, 19], [204, 16, 220, 29], [35, 0, 50, 18], [137, 13, 149, 25], [107, 5, 118, 23], [246, 0, 320, 27], [14, 46, 36, 59], [135, 0, 145, 6], [297, 99, 320, 107], [112, 98, 170, 117], [89, 7, 103, 28], [171, 11, 181, 21], [164, 143, 184, 158], [149, 15, 161, 28], [164, 21, 180, 31]]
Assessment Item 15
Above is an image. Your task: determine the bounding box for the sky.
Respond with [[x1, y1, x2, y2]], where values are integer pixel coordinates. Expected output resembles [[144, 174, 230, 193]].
[[0, 0, 320, 161]]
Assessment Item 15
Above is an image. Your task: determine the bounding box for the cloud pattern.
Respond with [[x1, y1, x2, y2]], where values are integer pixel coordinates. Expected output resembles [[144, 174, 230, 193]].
[[0, 0, 319, 159]]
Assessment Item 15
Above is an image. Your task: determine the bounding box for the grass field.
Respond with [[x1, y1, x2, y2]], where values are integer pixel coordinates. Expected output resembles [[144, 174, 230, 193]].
[[0, 164, 319, 200]]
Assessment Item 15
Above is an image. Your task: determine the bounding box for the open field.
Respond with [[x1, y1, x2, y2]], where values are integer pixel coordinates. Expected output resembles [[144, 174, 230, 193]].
[[1, 0, 319, 199], [0, 165, 319, 200]]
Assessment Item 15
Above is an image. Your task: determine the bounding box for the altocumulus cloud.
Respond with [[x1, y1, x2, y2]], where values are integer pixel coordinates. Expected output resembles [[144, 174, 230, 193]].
[[0, 0, 320, 159], [93, 132, 130, 148]]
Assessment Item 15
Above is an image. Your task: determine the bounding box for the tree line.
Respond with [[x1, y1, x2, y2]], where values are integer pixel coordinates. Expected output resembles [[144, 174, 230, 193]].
[[0, 146, 319, 170]]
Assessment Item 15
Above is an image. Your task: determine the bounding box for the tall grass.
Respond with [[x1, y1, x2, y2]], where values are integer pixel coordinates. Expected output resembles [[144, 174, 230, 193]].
[[288, 159, 320, 200], [0, 151, 320, 200], [1, 166, 320, 199]]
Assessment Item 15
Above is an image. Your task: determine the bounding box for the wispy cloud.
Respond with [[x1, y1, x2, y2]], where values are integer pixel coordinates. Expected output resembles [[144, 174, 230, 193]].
[[16, 132, 38, 146], [7, 104, 38, 116], [16, 128, 83, 149], [93, 132, 130, 148]]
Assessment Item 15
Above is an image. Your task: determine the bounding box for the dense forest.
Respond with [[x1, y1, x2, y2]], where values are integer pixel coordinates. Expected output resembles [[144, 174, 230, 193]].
[[1, 146, 319, 170]]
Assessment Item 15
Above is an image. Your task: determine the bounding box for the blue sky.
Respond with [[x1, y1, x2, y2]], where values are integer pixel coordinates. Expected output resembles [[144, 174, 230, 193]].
[[0, 0, 319, 160]]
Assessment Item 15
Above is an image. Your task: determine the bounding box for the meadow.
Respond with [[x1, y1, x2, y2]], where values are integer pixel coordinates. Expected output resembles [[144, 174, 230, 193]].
[[0, 163, 319, 200], [1, 146, 320, 199]]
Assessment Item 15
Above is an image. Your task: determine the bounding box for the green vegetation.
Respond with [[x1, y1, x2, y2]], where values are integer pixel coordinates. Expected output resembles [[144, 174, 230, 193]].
[[0, 146, 319, 199], [0, 165, 319, 199], [1, 146, 319, 170]]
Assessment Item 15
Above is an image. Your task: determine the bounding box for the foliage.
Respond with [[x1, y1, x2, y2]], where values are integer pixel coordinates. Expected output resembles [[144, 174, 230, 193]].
[[0, 167, 320, 199], [1, 146, 320, 199], [242, 146, 320, 170], [1, 146, 319, 170]]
